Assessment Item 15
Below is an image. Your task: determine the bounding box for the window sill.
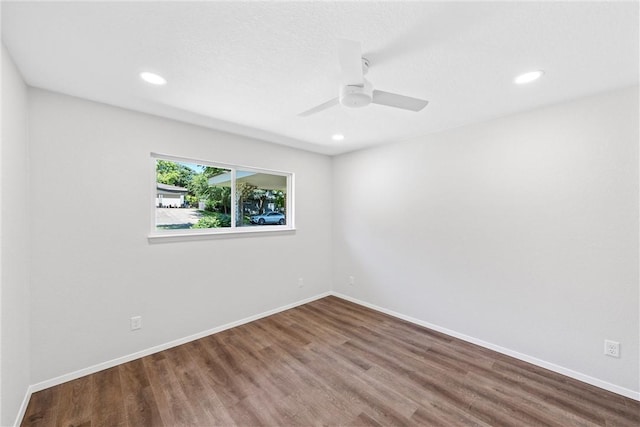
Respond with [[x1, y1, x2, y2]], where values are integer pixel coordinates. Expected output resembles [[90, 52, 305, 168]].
[[148, 226, 296, 243]]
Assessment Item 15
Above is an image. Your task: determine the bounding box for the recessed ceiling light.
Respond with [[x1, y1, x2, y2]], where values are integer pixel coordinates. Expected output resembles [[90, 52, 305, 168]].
[[514, 70, 544, 85], [332, 134, 345, 141], [140, 71, 167, 85]]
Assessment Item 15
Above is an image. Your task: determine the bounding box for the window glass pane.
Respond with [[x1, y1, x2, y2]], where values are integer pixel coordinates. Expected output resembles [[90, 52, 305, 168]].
[[235, 170, 287, 227], [155, 159, 231, 230], [152, 155, 292, 237]]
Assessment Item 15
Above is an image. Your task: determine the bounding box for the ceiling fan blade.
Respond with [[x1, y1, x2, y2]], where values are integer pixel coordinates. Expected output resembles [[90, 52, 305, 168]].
[[337, 39, 363, 86], [372, 90, 429, 112], [298, 97, 339, 117]]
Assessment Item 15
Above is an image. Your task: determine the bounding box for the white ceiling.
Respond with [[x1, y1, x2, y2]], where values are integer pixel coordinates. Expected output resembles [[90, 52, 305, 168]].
[[2, 1, 638, 155]]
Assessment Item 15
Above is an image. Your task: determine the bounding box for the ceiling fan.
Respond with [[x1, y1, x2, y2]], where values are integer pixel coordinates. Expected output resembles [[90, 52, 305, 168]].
[[298, 39, 429, 117]]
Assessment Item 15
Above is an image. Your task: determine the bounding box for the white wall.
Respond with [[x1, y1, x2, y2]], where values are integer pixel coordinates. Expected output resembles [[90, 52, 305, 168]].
[[1, 44, 31, 426], [28, 89, 332, 384], [332, 86, 639, 394]]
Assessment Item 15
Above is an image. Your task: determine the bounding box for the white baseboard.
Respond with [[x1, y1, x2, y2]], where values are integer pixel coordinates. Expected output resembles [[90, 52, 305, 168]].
[[15, 291, 331, 426], [330, 291, 640, 401], [13, 385, 34, 427]]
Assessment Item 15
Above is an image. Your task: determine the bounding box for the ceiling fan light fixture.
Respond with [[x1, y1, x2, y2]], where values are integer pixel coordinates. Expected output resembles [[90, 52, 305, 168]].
[[332, 134, 345, 141], [514, 70, 544, 85], [298, 39, 429, 116], [140, 71, 167, 85], [340, 82, 373, 108]]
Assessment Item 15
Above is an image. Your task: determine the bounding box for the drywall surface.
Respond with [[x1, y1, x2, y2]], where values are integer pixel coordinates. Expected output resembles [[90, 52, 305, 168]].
[[332, 86, 639, 393], [28, 89, 332, 384], [1, 44, 31, 426]]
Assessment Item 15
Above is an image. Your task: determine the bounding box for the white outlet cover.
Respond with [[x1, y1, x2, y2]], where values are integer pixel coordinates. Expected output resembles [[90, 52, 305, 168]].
[[604, 340, 620, 358], [130, 316, 142, 331]]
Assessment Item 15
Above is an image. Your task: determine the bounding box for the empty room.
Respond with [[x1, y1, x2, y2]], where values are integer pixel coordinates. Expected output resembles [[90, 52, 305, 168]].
[[1, 1, 638, 426]]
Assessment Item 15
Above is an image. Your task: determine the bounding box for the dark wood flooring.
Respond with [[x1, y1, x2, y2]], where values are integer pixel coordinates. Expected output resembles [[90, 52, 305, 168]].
[[22, 296, 639, 426]]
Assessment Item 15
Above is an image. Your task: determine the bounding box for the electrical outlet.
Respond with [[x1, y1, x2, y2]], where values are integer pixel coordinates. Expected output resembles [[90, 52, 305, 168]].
[[298, 277, 304, 288], [604, 340, 620, 358], [130, 316, 142, 331], [348, 276, 355, 286]]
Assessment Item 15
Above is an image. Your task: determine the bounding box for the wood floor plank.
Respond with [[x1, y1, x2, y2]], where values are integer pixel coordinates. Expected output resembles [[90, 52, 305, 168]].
[[54, 375, 93, 427], [118, 359, 164, 427], [311, 342, 419, 419], [177, 341, 237, 426], [200, 334, 262, 400], [493, 358, 639, 422], [465, 370, 595, 427], [21, 388, 60, 427], [20, 296, 640, 427], [142, 353, 198, 426], [184, 338, 244, 408], [92, 367, 126, 427]]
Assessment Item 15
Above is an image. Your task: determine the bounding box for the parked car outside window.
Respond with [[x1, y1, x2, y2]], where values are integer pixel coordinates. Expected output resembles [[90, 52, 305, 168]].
[[250, 212, 285, 225]]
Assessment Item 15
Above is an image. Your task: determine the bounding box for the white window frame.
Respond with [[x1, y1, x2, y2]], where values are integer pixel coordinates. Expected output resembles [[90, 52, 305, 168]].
[[149, 153, 295, 240]]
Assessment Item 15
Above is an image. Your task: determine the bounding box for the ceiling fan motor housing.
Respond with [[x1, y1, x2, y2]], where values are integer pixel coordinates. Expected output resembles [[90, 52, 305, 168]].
[[340, 80, 373, 108]]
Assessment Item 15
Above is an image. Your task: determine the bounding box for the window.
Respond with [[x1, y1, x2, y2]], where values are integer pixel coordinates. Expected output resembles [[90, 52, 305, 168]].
[[150, 153, 294, 238]]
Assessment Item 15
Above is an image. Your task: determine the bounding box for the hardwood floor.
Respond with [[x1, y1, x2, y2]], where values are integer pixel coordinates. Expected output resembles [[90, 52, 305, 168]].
[[22, 296, 639, 426]]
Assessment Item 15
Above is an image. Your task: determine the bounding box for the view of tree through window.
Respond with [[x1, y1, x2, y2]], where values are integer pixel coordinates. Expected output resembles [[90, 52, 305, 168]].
[[154, 158, 289, 232]]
